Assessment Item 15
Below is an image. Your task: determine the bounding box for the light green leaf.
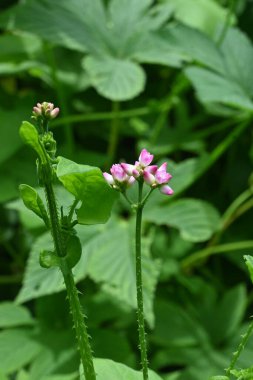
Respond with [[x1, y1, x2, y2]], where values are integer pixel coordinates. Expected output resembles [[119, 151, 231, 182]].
[[19, 184, 49, 226], [144, 198, 221, 242], [221, 28, 253, 98], [80, 358, 163, 380], [19, 121, 46, 161], [83, 55, 146, 101], [0, 303, 34, 328], [86, 219, 160, 327], [185, 66, 253, 112], [56, 157, 118, 225], [244, 255, 253, 284], [0, 329, 42, 375], [16, 225, 98, 303], [162, 0, 229, 37], [39, 250, 59, 269], [65, 235, 82, 269], [160, 23, 225, 73], [209, 377, 229, 380]]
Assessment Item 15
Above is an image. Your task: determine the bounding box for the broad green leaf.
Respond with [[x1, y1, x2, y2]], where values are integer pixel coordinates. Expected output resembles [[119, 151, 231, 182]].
[[0, 303, 34, 328], [185, 66, 253, 112], [80, 358, 163, 380], [160, 23, 225, 73], [221, 28, 253, 98], [19, 121, 46, 161], [56, 157, 118, 225], [162, 0, 229, 37], [86, 219, 160, 327], [152, 300, 207, 347], [209, 377, 229, 380], [19, 184, 49, 226], [16, 225, 98, 303], [83, 55, 146, 101], [39, 250, 59, 269], [0, 329, 42, 374], [144, 198, 221, 242]]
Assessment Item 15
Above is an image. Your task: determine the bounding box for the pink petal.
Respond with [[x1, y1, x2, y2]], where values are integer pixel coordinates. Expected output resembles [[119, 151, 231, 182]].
[[50, 107, 60, 118], [143, 170, 155, 185], [157, 162, 167, 172], [110, 164, 127, 182], [144, 165, 158, 174], [127, 176, 136, 187], [121, 163, 136, 176], [155, 171, 172, 184], [159, 185, 174, 196], [139, 149, 153, 167], [103, 172, 115, 185]]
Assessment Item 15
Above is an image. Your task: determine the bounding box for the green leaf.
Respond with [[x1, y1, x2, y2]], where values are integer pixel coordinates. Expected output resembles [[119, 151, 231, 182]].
[[19, 121, 46, 161], [19, 184, 49, 226], [209, 377, 229, 380], [0, 329, 42, 375], [16, 225, 97, 303], [39, 250, 59, 269], [0, 303, 34, 328], [56, 157, 118, 225], [185, 66, 253, 113], [244, 255, 253, 284], [83, 55, 146, 101], [144, 198, 221, 242], [163, 0, 229, 37], [86, 219, 160, 327], [80, 358, 163, 380], [65, 235, 82, 269]]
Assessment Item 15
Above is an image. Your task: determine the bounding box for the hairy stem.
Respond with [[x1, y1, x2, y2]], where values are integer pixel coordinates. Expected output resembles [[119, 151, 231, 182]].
[[136, 180, 149, 380], [43, 169, 96, 380], [226, 319, 253, 377]]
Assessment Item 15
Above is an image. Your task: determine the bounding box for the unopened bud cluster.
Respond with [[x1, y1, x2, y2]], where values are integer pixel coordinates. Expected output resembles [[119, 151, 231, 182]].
[[32, 102, 60, 121], [103, 149, 173, 196]]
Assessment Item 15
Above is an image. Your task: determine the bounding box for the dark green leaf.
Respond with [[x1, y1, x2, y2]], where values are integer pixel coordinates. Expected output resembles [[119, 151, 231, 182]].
[[56, 157, 118, 225]]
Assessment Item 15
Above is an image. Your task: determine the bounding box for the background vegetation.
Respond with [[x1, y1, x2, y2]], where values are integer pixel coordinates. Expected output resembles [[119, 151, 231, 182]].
[[1, 0, 253, 379]]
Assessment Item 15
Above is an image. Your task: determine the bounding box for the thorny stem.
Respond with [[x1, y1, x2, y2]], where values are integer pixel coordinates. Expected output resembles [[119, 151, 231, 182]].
[[226, 319, 253, 377], [41, 155, 96, 380], [136, 180, 149, 380]]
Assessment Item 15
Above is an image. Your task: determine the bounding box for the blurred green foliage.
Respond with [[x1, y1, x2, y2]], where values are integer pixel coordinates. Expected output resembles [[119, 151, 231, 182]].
[[1, 0, 253, 379]]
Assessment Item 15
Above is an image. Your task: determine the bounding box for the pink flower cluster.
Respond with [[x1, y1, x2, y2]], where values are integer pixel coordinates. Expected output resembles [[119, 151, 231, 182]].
[[33, 102, 60, 120], [103, 149, 173, 196]]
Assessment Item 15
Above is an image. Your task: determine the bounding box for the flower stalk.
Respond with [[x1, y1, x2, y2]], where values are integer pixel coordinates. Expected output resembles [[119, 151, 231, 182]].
[[103, 148, 174, 379]]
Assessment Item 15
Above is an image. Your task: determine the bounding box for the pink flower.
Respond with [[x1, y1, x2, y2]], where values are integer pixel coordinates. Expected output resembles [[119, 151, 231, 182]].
[[32, 102, 60, 120], [110, 164, 128, 182], [160, 185, 174, 195], [138, 149, 154, 167], [143, 161, 173, 196], [103, 164, 135, 191]]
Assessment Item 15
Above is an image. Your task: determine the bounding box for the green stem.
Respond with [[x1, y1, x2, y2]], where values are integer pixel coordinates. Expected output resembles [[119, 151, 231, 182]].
[[106, 101, 121, 169], [181, 240, 253, 270], [217, 0, 235, 46], [150, 75, 189, 145], [136, 180, 149, 380], [226, 319, 253, 377], [43, 171, 96, 380]]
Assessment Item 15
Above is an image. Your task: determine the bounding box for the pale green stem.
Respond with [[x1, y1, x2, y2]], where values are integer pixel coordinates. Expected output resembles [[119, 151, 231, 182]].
[[181, 240, 253, 270], [217, 0, 236, 46], [106, 101, 121, 169]]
